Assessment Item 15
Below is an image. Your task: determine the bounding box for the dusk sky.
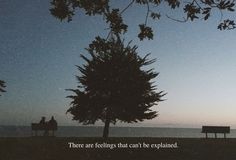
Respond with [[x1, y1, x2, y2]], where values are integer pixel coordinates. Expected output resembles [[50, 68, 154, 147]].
[[1, 0, 236, 128]]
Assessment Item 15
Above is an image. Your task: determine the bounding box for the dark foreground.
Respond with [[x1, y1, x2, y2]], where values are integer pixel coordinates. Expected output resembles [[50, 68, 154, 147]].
[[0, 137, 236, 160]]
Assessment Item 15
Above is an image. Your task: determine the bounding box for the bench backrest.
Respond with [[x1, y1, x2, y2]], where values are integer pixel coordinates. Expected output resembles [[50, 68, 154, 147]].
[[202, 126, 230, 133]]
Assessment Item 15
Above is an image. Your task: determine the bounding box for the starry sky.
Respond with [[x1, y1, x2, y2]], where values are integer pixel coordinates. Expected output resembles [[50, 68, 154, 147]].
[[1, 0, 236, 128]]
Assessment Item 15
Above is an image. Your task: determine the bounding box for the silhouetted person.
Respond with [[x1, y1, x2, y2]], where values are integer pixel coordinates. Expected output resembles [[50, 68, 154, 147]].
[[49, 116, 57, 125], [39, 116, 46, 124], [39, 117, 48, 136], [48, 116, 57, 136]]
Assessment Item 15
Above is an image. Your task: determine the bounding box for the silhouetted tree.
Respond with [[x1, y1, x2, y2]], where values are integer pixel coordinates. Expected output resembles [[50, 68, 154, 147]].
[[0, 80, 6, 96], [67, 37, 165, 138], [50, 0, 236, 40], [50, 1, 168, 138]]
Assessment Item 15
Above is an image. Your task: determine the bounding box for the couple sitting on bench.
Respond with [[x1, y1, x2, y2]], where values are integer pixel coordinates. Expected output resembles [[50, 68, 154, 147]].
[[31, 116, 58, 136]]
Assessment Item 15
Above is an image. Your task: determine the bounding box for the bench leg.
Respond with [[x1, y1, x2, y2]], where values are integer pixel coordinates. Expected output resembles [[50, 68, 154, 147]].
[[215, 133, 217, 138], [224, 133, 226, 139], [205, 133, 208, 139]]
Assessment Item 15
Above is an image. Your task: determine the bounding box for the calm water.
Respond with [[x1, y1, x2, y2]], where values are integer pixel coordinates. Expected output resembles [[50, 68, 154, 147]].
[[0, 126, 235, 138]]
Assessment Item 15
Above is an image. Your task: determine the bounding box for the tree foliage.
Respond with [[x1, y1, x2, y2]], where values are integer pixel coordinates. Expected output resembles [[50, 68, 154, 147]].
[[67, 37, 165, 137], [50, 0, 236, 40], [0, 80, 6, 96]]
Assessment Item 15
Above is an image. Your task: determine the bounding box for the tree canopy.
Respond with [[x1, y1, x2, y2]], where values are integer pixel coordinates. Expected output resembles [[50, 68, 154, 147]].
[[50, 0, 236, 40], [67, 37, 165, 137]]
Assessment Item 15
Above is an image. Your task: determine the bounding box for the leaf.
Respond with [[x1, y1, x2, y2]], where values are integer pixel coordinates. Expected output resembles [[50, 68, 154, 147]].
[[150, 12, 161, 20], [204, 13, 210, 20], [228, 7, 235, 11], [138, 24, 154, 40], [165, 0, 180, 9], [217, 19, 236, 30]]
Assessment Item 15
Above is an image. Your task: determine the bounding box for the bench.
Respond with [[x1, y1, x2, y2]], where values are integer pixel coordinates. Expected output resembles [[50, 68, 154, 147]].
[[31, 123, 57, 136], [202, 126, 230, 138]]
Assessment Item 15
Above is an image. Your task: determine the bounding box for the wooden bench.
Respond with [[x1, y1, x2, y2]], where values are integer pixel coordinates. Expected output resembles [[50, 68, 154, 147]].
[[31, 123, 57, 136], [202, 126, 230, 138]]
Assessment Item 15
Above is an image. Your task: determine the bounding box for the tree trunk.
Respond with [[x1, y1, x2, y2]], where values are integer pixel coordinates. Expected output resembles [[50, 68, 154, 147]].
[[103, 118, 110, 138]]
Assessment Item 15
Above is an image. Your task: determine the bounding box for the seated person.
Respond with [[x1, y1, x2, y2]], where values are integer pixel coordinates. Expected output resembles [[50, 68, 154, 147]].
[[48, 116, 57, 126], [39, 116, 46, 124]]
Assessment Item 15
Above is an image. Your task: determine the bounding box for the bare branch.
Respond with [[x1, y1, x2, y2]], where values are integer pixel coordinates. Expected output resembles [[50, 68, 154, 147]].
[[193, 0, 204, 11], [145, 0, 150, 25], [166, 14, 188, 22], [120, 0, 135, 14]]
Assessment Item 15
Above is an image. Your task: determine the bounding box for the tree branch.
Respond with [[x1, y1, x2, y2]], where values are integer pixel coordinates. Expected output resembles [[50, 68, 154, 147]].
[[193, 0, 204, 11], [145, 0, 150, 25], [120, 0, 135, 14], [166, 14, 188, 23]]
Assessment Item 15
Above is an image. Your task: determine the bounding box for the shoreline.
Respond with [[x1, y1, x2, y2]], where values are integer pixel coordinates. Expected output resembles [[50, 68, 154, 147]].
[[1, 126, 234, 138]]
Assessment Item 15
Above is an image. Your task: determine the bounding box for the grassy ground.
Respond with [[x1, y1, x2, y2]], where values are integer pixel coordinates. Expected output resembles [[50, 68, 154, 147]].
[[0, 137, 236, 160]]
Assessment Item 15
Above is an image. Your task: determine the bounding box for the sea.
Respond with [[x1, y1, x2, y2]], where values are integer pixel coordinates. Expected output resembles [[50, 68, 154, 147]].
[[0, 126, 236, 138]]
